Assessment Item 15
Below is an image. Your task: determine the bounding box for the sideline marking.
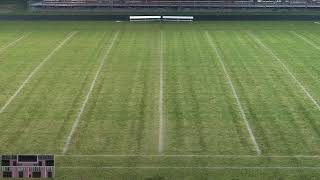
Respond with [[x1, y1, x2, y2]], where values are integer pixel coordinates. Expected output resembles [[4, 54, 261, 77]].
[[0, 33, 29, 54], [62, 32, 119, 154], [58, 166, 320, 169], [0, 32, 77, 114], [158, 31, 165, 154], [205, 31, 261, 155], [55, 154, 320, 158], [248, 31, 320, 112], [291, 31, 320, 51]]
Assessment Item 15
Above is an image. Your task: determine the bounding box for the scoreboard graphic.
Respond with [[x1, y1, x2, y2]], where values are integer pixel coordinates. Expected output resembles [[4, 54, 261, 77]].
[[0, 155, 54, 178]]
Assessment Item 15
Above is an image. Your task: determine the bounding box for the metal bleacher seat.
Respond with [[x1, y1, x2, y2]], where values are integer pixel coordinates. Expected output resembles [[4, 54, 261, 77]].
[[43, 0, 99, 4]]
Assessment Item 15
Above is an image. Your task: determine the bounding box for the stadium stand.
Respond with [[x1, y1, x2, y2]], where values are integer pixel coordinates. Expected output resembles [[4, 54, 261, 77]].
[[43, 0, 99, 4], [32, 0, 320, 8]]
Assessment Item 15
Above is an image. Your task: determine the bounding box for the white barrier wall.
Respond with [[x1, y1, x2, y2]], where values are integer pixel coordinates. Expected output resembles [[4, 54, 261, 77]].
[[129, 16, 194, 21], [162, 16, 194, 21], [129, 16, 161, 21]]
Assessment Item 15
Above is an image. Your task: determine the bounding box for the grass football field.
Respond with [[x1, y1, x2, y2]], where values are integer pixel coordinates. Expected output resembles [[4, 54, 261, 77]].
[[0, 21, 320, 179]]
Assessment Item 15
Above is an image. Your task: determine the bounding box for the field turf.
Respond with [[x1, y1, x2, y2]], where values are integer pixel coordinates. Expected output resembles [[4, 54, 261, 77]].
[[0, 21, 320, 179]]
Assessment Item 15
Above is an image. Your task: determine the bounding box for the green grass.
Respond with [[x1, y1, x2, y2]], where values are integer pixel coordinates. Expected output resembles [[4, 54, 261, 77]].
[[0, 21, 320, 179]]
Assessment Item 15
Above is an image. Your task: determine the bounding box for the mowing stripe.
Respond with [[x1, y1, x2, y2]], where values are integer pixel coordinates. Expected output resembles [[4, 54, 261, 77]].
[[62, 31, 119, 154], [55, 154, 320, 158], [58, 166, 320, 169], [158, 31, 165, 154], [205, 31, 261, 155], [247, 31, 320, 112], [291, 31, 320, 51], [0, 31, 77, 114], [0, 33, 29, 54]]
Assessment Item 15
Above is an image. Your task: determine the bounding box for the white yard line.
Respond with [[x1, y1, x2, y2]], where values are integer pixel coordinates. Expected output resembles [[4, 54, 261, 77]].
[[205, 31, 261, 155], [291, 31, 320, 51], [247, 31, 320, 112], [0, 31, 77, 114], [158, 31, 165, 154], [55, 154, 320, 158], [314, 22, 320, 24], [0, 33, 29, 54], [62, 31, 119, 155], [58, 166, 320, 169]]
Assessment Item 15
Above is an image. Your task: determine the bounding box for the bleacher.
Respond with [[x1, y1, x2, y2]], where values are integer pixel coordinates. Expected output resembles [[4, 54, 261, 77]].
[[43, 0, 100, 4], [42, 0, 253, 4], [33, 0, 320, 8]]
